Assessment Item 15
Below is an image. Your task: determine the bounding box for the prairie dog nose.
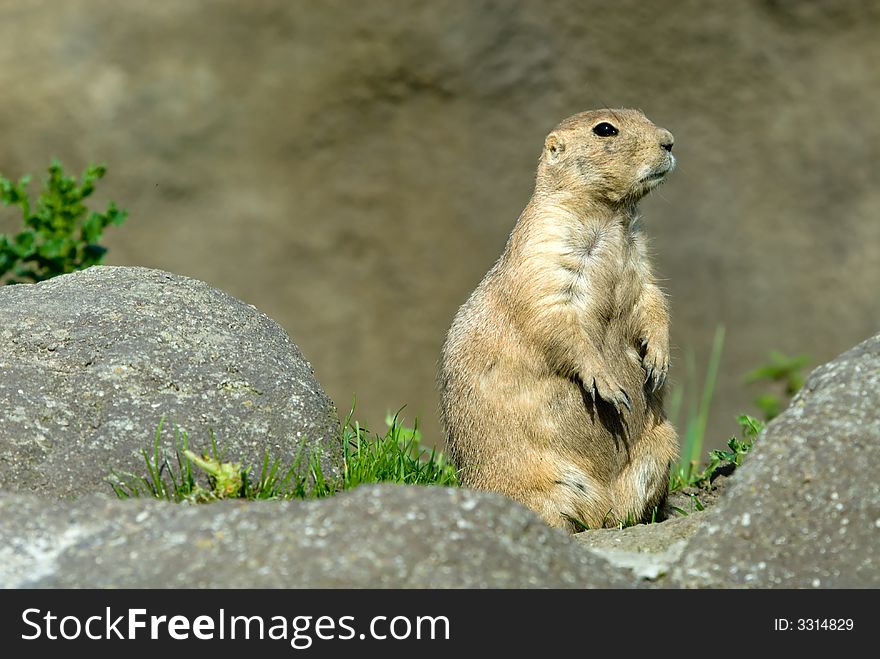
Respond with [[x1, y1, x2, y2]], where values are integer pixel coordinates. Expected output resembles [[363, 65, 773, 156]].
[[659, 129, 674, 152]]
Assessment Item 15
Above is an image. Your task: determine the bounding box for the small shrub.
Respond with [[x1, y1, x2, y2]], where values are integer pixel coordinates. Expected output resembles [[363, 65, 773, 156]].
[[0, 159, 127, 283]]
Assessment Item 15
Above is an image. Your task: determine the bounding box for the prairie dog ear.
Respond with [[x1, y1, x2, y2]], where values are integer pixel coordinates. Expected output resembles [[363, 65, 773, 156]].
[[545, 133, 565, 162]]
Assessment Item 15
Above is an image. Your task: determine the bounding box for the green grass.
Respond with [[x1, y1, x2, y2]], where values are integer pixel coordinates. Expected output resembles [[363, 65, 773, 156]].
[[342, 410, 458, 489], [563, 505, 660, 531], [108, 408, 458, 503], [667, 324, 725, 491], [666, 325, 766, 492], [668, 495, 705, 517], [666, 325, 800, 493]]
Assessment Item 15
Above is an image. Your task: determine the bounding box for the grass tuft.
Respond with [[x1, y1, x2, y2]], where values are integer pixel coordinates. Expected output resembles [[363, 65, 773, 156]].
[[108, 407, 458, 503], [342, 408, 458, 489], [667, 324, 725, 490], [562, 505, 659, 531]]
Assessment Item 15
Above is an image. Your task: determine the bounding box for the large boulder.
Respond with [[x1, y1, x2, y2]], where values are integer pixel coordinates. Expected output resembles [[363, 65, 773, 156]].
[[0, 484, 634, 588], [672, 334, 880, 587], [0, 266, 340, 497]]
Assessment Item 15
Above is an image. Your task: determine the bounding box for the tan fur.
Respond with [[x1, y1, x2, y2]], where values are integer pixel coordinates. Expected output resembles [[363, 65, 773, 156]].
[[438, 109, 679, 531]]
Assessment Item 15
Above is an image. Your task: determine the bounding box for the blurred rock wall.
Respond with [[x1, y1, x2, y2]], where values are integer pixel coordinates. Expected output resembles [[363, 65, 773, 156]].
[[2, 0, 878, 448]]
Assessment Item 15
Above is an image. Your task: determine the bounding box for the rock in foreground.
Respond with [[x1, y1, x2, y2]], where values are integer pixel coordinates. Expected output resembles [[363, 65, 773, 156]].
[[0, 485, 633, 588], [0, 266, 340, 497], [576, 512, 707, 582], [673, 334, 880, 587]]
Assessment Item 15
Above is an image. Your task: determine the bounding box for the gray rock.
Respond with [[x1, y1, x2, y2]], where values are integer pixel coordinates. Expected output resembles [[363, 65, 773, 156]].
[[672, 334, 880, 587], [575, 513, 708, 582], [0, 485, 634, 588], [0, 266, 340, 498]]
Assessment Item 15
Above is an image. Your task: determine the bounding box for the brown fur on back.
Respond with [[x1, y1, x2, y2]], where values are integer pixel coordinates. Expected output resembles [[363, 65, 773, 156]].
[[438, 109, 679, 531]]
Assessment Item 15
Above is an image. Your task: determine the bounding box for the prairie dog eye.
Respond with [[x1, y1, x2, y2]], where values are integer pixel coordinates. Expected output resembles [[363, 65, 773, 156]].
[[592, 122, 618, 137]]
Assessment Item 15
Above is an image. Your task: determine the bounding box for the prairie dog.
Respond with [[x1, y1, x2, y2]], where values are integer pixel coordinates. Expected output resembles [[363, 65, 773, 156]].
[[438, 109, 679, 531]]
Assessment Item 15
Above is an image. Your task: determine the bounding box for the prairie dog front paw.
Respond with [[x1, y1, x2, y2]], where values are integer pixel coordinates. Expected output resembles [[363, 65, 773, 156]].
[[640, 329, 669, 391], [580, 361, 632, 413]]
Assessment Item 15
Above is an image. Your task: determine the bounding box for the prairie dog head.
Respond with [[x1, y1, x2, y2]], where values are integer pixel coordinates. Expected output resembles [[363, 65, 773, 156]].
[[537, 108, 675, 207]]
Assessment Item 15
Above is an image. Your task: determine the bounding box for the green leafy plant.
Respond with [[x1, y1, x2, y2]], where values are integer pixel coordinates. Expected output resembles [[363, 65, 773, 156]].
[[669, 414, 765, 491], [108, 408, 458, 503], [0, 159, 127, 283], [746, 350, 810, 420], [691, 414, 764, 488], [183, 451, 244, 499]]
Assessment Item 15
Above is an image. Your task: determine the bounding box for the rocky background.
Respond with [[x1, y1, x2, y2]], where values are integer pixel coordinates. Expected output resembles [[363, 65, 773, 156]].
[[1, 0, 878, 448]]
